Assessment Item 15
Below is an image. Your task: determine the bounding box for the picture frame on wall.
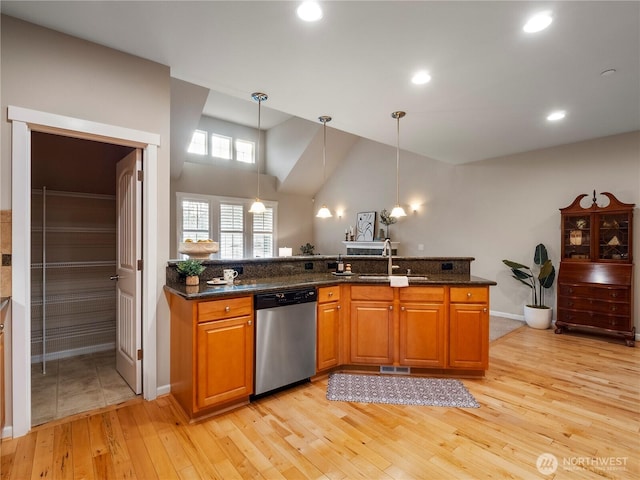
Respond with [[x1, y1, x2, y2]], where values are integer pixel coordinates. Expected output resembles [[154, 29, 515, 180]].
[[356, 211, 376, 241]]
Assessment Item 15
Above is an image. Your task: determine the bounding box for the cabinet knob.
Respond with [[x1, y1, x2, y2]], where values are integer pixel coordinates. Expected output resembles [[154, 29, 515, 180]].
[[611, 292, 618, 298], [483, 308, 487, 313], [467, 292, 472, 298], [337, 305, 341, 310], [401, 306, 405, 311], [389, 305, 393, 311], [328, 292, 333, 297], [247, 320, 252, 326], [610, 305, 617, 312], [225, 306, 230, 312]]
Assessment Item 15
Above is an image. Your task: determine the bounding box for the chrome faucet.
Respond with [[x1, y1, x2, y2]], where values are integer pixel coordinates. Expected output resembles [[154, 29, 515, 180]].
[[382, 239, 398, 276]]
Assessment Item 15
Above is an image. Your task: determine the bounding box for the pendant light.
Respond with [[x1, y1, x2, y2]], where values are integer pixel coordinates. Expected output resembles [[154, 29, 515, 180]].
[[316, 115, 333, 218], [249, 92, 268, 214], [390, 111, 407, 218]]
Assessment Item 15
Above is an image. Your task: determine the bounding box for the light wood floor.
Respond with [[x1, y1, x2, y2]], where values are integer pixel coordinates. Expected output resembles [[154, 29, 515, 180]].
[[2, 326, 639, 479]]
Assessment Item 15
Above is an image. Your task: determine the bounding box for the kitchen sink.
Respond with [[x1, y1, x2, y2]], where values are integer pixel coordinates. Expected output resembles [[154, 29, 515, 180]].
[[357, 274, 430, 281]]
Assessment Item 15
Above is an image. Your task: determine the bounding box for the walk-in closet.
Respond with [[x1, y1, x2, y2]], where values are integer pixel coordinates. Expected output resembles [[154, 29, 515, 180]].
[[30, 132, 137, 426]]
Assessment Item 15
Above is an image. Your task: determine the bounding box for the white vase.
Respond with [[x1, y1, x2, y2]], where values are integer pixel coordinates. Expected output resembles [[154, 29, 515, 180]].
[[524, 305, 552, 329]]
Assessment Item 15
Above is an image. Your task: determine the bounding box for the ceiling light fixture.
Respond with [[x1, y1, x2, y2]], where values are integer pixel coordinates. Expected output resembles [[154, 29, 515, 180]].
[[523, 11, 553, 33], [316, 115, 333, 218], [390, 111, 407, 218], [547, 110, 566, 122], [411, 70, 431, 85], [249, 92, 268, 214], [297, 1, 322, 22]]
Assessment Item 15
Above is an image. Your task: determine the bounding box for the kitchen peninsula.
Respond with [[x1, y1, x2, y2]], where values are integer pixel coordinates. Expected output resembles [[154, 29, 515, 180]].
[[165, 256, 496, 420]]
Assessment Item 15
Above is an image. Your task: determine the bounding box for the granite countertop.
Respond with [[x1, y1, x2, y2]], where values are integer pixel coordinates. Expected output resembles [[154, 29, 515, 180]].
[[164, 273, 496, 300]]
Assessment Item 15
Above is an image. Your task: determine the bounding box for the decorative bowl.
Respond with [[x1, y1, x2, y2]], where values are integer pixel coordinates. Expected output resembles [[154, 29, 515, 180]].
[[178, 241, 219, 259]]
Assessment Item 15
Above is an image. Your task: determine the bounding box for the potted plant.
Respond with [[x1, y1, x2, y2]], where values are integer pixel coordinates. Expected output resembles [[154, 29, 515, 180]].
[[502, 243, 556, 329], [176, 259, 206, 286], [300, 243, 315, 255], [379, 209, 397, 240]]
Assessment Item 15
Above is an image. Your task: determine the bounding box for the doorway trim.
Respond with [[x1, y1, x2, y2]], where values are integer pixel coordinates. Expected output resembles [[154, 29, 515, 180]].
[[8, 106, 160, 437]]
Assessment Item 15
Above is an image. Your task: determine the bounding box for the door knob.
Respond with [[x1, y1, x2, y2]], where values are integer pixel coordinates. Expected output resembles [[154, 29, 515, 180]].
[[110, 275, 120, 281]]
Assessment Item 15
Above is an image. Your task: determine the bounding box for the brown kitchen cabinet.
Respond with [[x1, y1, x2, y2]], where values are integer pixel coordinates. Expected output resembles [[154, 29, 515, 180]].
[[347, 285, 489, 371], [449, 287, 489, 369], [316, 286, 342, 371], [349, 285, 394, 364], [398, 287, 446, 367], [169, 294, 254, 419], [557, 192, 635, 346]]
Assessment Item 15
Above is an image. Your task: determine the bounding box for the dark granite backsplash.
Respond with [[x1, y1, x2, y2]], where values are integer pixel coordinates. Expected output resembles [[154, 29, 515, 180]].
[[166, 256, 473, 284]]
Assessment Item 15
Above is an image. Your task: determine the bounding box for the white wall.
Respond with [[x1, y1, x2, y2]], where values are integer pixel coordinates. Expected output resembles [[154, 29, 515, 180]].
[[1, 15, 172, 428], [314, 131, 640, 327]]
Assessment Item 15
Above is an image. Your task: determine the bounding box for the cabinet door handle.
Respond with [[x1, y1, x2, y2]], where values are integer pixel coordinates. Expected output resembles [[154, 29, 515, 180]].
[[610, 305, 617, 312], [225, 306, 230, 312], [611, 293, 618, 298]]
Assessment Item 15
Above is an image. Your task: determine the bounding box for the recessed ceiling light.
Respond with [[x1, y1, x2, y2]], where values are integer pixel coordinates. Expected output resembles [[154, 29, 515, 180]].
[[411, 71, 431, 85], [297, 1, 322, 22], [523, 11, 553, 33], [547, 110, 566, 122]]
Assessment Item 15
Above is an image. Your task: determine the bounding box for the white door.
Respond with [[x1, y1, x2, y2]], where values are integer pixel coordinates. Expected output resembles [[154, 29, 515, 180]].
[[115, 149, 142, 393]]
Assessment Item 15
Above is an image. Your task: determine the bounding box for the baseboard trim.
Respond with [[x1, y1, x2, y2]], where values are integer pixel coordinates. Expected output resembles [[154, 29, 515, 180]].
[[156, 383, 171, 397], [490, 310, 525, 322]]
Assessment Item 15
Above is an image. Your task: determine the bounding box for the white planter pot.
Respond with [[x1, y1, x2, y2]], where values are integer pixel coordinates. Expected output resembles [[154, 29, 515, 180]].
[[524, 305, 552, 329]]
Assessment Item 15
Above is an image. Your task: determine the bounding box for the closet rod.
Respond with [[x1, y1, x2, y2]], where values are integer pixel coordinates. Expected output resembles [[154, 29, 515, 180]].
[[42, 186, 47, 375]]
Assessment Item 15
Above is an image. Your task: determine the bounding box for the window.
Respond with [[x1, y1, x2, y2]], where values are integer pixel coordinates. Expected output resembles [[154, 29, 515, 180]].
[[219, 203, 244, 258], [181, 199, 210, 241], [253, 208, 274, 258], [187, 130, 207, 155], [177, 193, 277, 259], [235, 139, 255, 164], [211, 134, 232, 159]]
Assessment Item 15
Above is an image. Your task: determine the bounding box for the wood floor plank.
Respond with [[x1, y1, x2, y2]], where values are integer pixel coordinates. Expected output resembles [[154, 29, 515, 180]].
[[70, 418, 94, 480], [51, 423, 73, 480], [2, 326, 639, 479]]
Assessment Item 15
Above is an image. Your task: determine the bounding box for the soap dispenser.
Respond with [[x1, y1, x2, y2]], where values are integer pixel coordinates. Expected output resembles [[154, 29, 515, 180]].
[[336, 255, 344, 273]]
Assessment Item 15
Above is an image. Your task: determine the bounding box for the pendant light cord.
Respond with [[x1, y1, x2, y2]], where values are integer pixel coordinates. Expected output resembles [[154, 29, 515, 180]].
[[396, 114, 400, 206]]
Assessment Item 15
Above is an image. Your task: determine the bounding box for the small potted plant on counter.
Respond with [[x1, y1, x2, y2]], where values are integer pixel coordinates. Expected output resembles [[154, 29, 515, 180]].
[[502, 243, 556, 329], [176, 258, 206, 286], [379, 209, 397, 240]]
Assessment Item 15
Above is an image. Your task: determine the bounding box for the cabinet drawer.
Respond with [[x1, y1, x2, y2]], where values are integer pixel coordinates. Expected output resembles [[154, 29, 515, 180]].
[[559, 284, 629, 301], [350, 285, 394, 301], [399, 286, 444, 303], [557, 297, 630, 315], [198, 297, 253, 322], [450, 287, 488, 304], [318, 286, 341, 303], [558, 309, 631, 330]]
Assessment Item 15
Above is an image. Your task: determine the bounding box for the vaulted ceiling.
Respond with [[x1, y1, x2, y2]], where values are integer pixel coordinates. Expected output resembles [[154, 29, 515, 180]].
[[3, 1, 639, 167]]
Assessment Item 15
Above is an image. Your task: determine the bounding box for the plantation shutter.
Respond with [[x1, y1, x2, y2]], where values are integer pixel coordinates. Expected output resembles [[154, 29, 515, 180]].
[[220, 203, 244, 259], [182, 199, 210, 241], [253, 207, 273, 258]]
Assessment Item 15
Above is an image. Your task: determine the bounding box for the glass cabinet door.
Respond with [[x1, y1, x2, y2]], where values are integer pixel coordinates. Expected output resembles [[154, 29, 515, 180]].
[[562, 214, 591, 260], [597, 213, 630, 261]]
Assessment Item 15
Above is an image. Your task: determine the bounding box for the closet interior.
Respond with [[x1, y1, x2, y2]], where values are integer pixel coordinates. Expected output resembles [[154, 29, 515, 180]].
[[30, 132, 137, 425]]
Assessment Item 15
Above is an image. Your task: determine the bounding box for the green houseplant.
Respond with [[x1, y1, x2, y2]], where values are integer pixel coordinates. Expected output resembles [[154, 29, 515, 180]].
[[502, 243, 556, 329], [176, 259, 206, 285]]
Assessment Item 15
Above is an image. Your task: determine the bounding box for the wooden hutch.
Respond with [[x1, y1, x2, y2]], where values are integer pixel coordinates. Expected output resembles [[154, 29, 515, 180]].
[[556, 191, 635, 346]]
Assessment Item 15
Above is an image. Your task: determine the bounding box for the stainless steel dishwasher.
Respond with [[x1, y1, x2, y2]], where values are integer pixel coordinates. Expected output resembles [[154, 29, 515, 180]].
[[254, 287, 317, 396]]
